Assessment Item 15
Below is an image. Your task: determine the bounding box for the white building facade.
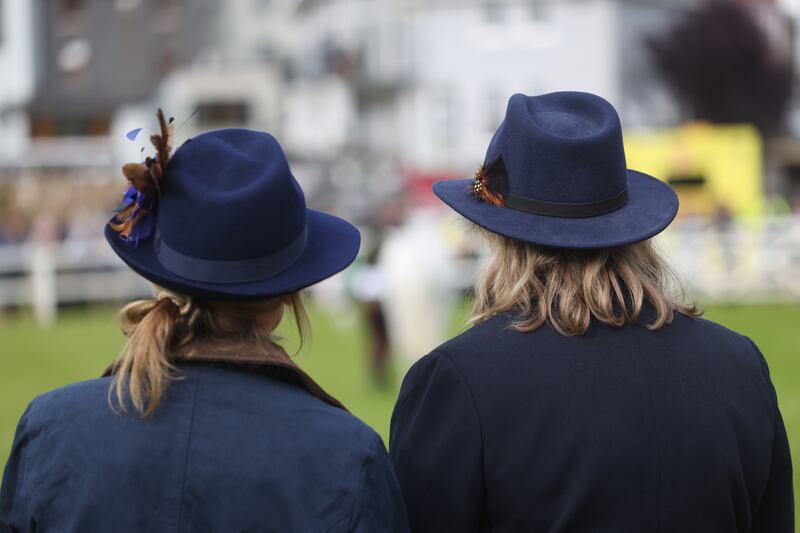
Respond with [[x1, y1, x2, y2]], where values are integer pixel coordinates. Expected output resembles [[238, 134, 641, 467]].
[[0, 0, 37, 162], [288, 0, 694, 180]]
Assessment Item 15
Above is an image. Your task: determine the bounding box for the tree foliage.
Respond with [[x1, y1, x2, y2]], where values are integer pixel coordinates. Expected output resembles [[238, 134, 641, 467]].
[[648, 0, 794, 135]]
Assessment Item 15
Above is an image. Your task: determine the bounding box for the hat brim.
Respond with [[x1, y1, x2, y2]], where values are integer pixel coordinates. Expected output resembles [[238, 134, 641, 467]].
[[106, 209, 360, 300], [433, 170, 678, 249]]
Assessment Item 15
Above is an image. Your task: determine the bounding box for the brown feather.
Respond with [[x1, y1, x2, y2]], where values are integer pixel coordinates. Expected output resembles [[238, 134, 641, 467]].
[[149, 162, 163, 180], [152, 108, 172, 169], [109, 204, 149, 239], [110, 108, 175, 240], [122, 163, 154, 194], [122, 162, 148, 182], [111, 203, 137, 223], [473, 165, 505, 206]]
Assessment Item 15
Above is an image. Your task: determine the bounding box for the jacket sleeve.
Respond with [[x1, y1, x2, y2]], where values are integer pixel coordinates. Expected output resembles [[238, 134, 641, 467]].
[[347, 433, 410, 533], [0, 403, 38, 533], [389, 351, 483, 533], [750, 341, 794, 533]]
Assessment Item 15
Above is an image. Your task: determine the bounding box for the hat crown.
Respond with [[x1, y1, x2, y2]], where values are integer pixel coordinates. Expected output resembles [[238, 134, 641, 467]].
[[486, 92, 628, 204], [157, 129, 306, 262]]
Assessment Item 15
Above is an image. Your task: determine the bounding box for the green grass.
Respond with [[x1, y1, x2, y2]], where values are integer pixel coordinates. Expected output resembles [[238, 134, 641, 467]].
[[0, 302, 406, 456], [1, 302, 799, 517]]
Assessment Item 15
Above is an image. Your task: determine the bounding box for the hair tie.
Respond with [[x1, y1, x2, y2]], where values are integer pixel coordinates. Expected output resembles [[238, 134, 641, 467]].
[[156, 290, 193, 316]]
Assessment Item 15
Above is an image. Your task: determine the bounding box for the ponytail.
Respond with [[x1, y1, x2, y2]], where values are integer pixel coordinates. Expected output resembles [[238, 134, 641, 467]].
[[110, 287, 308, 418]]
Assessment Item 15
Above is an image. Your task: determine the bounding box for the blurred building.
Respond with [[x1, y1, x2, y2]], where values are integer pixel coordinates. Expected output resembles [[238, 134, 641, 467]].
[[0, 0, 798, 219], [284, 0, 700, 209], [0, 0, 218, 168], [0, 0, 298, 238], [0, 0, 799, 312], [0, 0, 37, 164]]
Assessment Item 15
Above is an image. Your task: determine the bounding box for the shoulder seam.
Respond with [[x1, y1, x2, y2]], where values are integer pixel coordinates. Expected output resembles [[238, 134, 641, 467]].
[[392, 352, 437, 414], [742, 336, 778, 428], [435, 349, 486, 488], [346, 431, 383, 531], [16, 401, 53, 530]]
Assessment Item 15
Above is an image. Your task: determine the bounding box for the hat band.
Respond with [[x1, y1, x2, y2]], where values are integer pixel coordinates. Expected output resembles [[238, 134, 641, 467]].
[[504, 187, 629, 218], [154, 226, 308, 284]]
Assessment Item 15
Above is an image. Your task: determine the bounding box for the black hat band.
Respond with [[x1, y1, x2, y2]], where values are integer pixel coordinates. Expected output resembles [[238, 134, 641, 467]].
[[504, 187, 629, 218], [154, 226, 308, 284]]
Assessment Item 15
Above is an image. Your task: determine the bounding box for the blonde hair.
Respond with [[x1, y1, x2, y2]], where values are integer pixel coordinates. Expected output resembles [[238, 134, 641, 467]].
[[111, 287, 309, 418], [471, 228, 700, 336]]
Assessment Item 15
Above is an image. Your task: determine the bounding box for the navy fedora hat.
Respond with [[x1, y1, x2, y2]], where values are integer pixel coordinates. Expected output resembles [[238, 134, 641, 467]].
[[106, 126, 360, 300], [433, 91, 678, 249]]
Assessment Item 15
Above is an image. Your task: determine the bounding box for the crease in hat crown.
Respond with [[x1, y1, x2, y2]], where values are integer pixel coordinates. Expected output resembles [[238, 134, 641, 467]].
[[159, 129, 307, 260], [485, 91, 629, 209], [153, 129, 309, 283]]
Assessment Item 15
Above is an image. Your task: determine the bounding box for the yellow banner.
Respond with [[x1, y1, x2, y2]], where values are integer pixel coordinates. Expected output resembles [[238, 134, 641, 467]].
[[625, 123, 763, 218]]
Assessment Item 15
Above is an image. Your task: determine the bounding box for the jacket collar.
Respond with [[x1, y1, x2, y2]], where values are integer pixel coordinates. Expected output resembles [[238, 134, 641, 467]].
[[102, 340, 346, 411]]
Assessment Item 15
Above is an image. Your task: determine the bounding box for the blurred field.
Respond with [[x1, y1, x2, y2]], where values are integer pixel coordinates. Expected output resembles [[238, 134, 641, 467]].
[[1, 301, 799, 517]]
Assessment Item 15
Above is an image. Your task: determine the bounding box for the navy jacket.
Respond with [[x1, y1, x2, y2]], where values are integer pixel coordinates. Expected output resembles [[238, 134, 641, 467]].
[[1, 361, 409, 532], [390, 310, 793, 533]]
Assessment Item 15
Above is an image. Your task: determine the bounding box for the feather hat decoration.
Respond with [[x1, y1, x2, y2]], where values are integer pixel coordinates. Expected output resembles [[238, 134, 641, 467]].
[[109, 109, 175, 245], [472, 156, 508, 207]]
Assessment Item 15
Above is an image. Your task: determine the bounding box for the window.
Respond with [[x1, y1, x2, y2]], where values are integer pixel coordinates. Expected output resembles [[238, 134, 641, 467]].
[[154, 0, 181, 32], [483, 1, 504, 24], [485, 88, 504, 131], [528, 2, 550, 23], [57, 0, 86, 35], [114, 0, 142, 14], [61, 0, 85, 17], [432, 88, 458, 163], [253, 0, 272, 12], [30, 114, 111, 137], [785, 165, 800, 208], [196, 102, 250, 126]]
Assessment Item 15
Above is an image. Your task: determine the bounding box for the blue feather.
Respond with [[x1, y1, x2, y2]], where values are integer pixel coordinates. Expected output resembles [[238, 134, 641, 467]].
[[126, 128, 143, 141]]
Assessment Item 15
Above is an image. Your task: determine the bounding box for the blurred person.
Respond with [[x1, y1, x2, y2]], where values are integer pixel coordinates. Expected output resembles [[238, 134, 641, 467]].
[[0, 118, 409, 532], [390, 92, 792, 533], [380, 209, 459, 364], [62, 209, 108, 261], [0, 210, 28, 245], [711, 202, 737, 275], [0, 210, 30, 315], [352, 227, 392, 387], [791, 194, 800, 214]]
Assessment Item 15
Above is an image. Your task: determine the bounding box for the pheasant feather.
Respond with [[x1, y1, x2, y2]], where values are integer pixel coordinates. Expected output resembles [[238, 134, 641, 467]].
[[473, 164, 505, 207], [109, 109, 175, 245]]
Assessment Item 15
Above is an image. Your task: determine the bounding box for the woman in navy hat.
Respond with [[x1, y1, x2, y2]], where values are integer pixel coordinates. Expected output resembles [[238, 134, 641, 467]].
[[0, 113, 409, 532], [390, 92, 793, 532]]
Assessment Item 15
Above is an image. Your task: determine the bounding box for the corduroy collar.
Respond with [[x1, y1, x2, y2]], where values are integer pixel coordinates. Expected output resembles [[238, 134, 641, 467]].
[[102, 341, 345, 411]]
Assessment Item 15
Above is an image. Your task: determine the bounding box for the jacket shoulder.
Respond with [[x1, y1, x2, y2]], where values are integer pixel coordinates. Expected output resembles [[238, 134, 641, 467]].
[[438, 310, 758, 350], [196, 364, 382, 448], [670, 312, 771, 381], [672, 311, 740, 337], [666, 312, 762, 358], [429, 311, 767, 382], [24, 376, 112, 423], [433, 312, 521, 356]]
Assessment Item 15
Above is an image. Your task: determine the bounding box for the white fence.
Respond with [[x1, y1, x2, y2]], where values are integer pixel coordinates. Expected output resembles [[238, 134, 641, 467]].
[[657, 216, 800, 302], [1, 216, 799, 326], [0, 238, 151, 325]]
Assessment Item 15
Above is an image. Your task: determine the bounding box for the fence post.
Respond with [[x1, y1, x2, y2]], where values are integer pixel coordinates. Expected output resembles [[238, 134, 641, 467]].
[[30, 241, 57, 327]]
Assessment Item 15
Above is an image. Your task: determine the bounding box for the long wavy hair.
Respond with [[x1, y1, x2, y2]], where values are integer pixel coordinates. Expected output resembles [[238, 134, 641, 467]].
[[471, 227, 700, 336], [111, 287, 309, 418]]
